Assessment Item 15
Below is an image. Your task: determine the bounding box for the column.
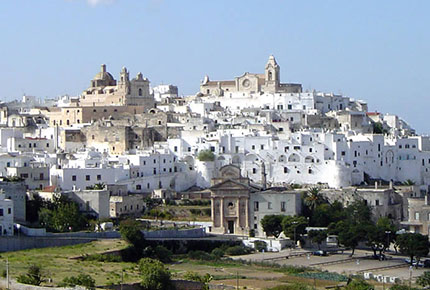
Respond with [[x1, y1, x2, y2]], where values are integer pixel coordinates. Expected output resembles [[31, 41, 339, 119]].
[[245, 197, 249, 229], [220, 197, 225, 233]]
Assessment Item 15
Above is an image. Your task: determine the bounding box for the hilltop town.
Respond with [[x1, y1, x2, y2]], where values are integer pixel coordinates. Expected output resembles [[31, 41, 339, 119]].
[[1, 56, 430, 289]]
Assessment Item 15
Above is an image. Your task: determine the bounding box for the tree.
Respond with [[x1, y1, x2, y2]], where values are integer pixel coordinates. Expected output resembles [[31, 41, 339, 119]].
[[119, 219, 146, 249], [38, 196, 87, 232], [328, 200, 373, 256], [304, 187, 325, 212], [403, 179, 416, 186], [281, 216, 308, 243], [183, 271, 213, 290], [311, 201, 345, 227], [17, 264, 45, 286], [396, 233, 430, 266], [308, 230, 327, 250], [261, 215, 284, 238], [417, 271, 430, 287], [197, 150, 215, 161], [366, 217, 398, 258], [139, 258, 172, 290], [59, 274, 95, 290]]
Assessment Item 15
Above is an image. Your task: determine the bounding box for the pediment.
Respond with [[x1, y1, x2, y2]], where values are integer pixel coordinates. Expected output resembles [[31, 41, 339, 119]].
[[210, 179, 250, 191]]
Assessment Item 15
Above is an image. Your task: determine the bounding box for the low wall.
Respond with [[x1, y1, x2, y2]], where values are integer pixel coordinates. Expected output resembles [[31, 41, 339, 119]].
[[0, 236, 96, 252], [0, 278, 85, 290], [142, 227, 207, 239]]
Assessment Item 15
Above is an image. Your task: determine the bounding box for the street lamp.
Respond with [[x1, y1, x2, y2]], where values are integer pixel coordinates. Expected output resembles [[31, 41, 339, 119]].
[[385, 231, 391, 252], [292, 221, 298, 249]]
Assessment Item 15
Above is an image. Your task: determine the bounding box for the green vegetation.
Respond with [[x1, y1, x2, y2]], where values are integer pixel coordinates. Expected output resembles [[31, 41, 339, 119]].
[[417, 271, 430, 287], [58, 274, 95, 289], [37, 195, 88, 232], [396, 232, 430, 265], [197, 150, 215, 161], [16, 264, 45, 286], [261, 214, 285, 238], [308, 230, 327, 250], [183, 271, 212, 290], [139, 258, 172, 290], [282, 215, 308, 242]]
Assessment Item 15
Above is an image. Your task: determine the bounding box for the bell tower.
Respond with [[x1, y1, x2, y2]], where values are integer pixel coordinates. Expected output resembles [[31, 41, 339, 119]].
[[265, 55, 280, 93], [118, 67, 130, 94]]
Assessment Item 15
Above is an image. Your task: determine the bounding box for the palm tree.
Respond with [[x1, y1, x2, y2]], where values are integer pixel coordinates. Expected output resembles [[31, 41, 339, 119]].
[[403, 179, 415, 186], [304, 187, 325, 211]]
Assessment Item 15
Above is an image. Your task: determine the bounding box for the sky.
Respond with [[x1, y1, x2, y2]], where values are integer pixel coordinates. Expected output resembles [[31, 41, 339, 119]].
[[0, 0, 429, 133]]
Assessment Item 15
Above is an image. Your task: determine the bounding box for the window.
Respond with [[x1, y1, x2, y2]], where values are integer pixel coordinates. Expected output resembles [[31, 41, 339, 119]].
[[251, 145, 255, 150], [375, 199, 379, 206], [415, 212, 420, 220], [268, 202, 272, 209], [86, 175, 90, 181], [309, 148, 312, 153], [260, 145, 264, 150], [235, 146, 239, 153], [281, 202, 286, 212], [174, 146, 178, 152], [72, 175, 77, 181], [153, 168, 157, 174], [341, 151, 346, 156], [254, 201, 259, 211], [284, 167, 288, 174], [97, 175, 101, 181], [136, 185, 141, 190], [7, 208, 11, 214], [252, 168, 257, 174], [0, 208, 3, 216]]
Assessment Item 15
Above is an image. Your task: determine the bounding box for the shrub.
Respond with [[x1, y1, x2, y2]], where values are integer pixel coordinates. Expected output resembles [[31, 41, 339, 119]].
[[254, 240, 267, 252], [17, 264, 44, 286], [188, 250, 216, 261], [197, 150, 215, 161], [154, 245, 173, 263], [225, 246, 251, 256], [82, 253, 122, 262], [139, 258, 172, 290], [211, 248, 224, 258], [58, 274, 95, 290]]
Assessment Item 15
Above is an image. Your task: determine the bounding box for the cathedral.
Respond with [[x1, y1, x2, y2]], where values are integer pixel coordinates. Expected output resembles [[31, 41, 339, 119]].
[[200, 55, 302, 96], [79, 64, 155, 108]]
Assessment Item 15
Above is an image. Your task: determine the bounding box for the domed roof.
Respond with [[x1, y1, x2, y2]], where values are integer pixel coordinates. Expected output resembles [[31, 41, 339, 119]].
[[93, 64, 114, 82]]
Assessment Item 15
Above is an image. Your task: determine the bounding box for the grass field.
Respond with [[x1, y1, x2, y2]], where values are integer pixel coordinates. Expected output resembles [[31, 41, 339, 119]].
[[0, 240, 400, 289], [0, 239, 142, 286]]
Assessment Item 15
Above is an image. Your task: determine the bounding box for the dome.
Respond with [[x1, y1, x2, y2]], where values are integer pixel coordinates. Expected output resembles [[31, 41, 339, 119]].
[[93, 64, 114, 82]]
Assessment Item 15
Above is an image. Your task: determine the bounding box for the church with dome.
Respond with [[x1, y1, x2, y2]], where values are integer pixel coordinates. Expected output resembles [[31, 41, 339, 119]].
[[199, 55, 302, 96], [79, 64, 155, 108]]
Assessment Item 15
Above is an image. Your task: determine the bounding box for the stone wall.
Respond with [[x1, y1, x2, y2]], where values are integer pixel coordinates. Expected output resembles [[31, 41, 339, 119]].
[[0, 236, 96, 252]]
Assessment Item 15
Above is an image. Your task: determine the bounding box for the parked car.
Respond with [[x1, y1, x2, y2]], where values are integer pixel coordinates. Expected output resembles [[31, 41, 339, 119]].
[[404, 258, 424, 267], [313, 250, 328, 256], [371, 253, 386, 261]]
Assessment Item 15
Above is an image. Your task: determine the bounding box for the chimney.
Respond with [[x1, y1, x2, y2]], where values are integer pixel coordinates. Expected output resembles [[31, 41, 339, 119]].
[[389, 180, 393, 190], [374, 181, 378, 190], [425, 194, 429, 205], [101, 64, 106, 73]]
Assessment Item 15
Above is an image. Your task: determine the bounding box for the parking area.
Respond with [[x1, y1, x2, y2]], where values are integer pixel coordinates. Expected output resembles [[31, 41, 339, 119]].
[[233, 249, 427, 282]]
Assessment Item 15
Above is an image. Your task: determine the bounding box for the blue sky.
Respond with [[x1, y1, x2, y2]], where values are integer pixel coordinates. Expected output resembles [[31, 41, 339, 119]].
[[0, 0, 429, 133]]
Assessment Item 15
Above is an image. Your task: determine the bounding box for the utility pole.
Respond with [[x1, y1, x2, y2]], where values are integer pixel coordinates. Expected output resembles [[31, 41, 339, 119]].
[[236, 271, 239, 290], [6, 258, 9, 290], [120, 269, 124, 290]]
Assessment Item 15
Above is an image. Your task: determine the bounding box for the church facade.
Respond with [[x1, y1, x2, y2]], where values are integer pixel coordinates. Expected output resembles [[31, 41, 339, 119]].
[[210, 165, 301, 236], [200, 55, 302, 96], [80, 64, 155, 108]]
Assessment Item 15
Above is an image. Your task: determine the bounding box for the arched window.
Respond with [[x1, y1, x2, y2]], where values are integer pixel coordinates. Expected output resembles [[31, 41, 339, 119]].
[[268, 71, 273, 81], [138, 88, 142, 96]]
